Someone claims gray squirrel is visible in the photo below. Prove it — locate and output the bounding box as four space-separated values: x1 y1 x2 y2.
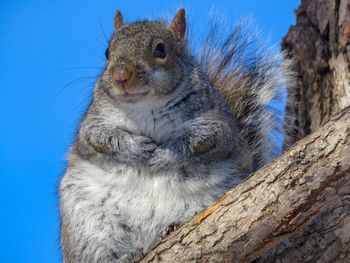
59 8 293 263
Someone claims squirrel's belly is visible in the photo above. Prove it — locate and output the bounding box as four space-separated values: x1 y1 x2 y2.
61 157 238 251
66 158 218 213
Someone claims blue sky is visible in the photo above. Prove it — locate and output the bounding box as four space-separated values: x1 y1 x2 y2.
0 1 299 262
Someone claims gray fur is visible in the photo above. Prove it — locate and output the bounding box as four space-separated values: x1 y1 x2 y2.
59 11 291 263
199 19 294 169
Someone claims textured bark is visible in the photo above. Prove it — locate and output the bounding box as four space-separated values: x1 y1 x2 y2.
283 0 350 146
264 0 350 262
141 106 350 263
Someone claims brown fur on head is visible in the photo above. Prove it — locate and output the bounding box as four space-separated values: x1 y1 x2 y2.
100 9 189 103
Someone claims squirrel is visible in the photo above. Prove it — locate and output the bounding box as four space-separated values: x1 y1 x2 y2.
59 8 293 263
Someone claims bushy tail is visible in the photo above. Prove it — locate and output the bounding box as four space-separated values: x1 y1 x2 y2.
198 19 294 170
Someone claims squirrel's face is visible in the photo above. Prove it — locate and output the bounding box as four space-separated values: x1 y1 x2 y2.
100 9 187 103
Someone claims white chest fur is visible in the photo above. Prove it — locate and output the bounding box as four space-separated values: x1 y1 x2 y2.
102 96 185 143
63 157 233 251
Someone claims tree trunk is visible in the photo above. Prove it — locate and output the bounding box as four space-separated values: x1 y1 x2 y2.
283 0 350 146
265 0 350 261
141 106 350 263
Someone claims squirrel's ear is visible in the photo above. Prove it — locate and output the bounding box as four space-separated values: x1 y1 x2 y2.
114 10 124 30
168 8 186 44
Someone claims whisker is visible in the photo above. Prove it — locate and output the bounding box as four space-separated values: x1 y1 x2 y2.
65 94 92 119
72 81 95 98
55 66 105 73
98 18 109 44
65 84 106 119
93 37 108 49
84 48 105 62
49 75 101 109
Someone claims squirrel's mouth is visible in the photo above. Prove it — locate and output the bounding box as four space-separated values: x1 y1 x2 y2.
111 82 150 102
117 90 150 102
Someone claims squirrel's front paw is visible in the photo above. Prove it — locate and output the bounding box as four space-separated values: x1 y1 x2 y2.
190 138 216 154
148 147 179 172
128 136 157 162
120 248 144 263
161 223 181 239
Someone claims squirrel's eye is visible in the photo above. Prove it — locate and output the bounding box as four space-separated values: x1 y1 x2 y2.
153 39 166 61
105 48 110 60
151 39 167 63
153 42 166 59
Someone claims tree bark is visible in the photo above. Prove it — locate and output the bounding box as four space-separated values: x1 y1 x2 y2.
283 0 350 146
141 106 350 263
264 0 350 261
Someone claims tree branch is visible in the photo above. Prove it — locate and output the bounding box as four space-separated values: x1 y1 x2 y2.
141 106 350 263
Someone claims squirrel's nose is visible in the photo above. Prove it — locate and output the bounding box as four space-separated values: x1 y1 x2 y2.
112 66 132 85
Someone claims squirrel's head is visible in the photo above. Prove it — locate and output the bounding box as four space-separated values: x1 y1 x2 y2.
100 9 188 103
